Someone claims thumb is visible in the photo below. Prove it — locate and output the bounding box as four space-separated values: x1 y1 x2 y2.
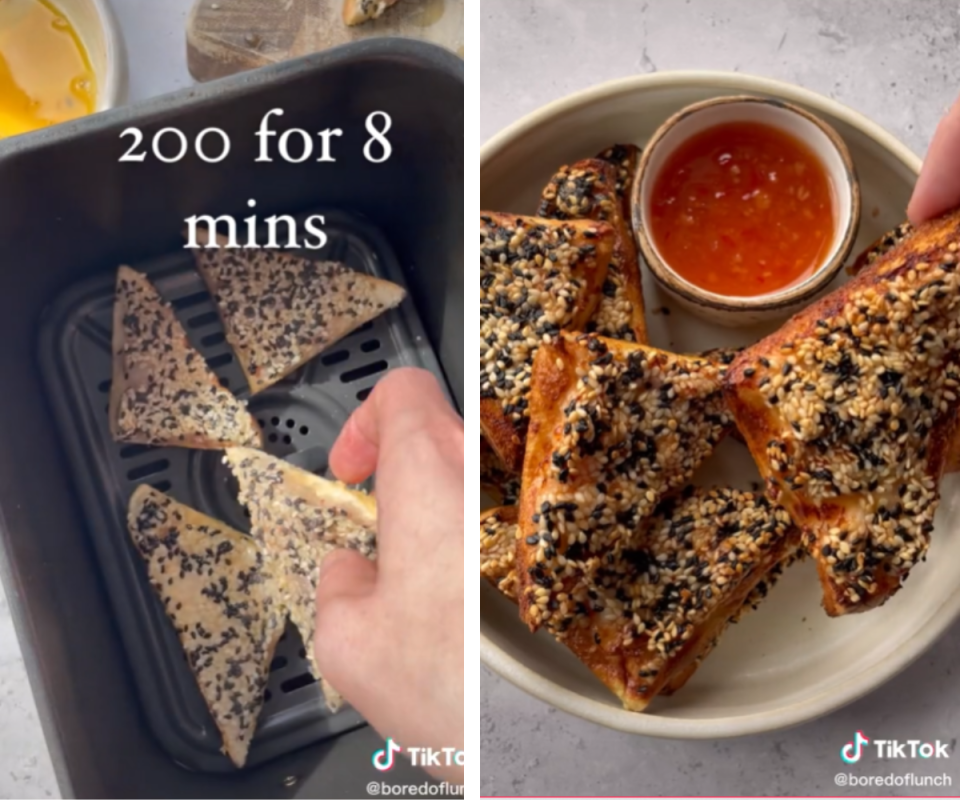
314 549 378 687
316 548 377 605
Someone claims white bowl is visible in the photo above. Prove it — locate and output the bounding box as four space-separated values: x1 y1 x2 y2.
634 95 860 327
479 71 960 739
57 0 127 111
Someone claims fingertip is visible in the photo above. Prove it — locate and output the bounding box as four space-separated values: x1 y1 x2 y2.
330 409 379 484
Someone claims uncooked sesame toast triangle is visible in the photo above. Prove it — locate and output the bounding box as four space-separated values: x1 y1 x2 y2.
110 266 262 450
190 229 406 394
224 447 377 712
538 156 648 343
724 207 960 616
516 332 734 633
127 486 284 768
480 212 616 474
482 490 800 711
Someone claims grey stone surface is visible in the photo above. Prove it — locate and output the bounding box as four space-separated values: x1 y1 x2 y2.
480 0 960 796
0 2 195 798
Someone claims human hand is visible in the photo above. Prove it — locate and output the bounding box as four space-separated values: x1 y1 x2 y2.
908 95 960 225
314 367 464 784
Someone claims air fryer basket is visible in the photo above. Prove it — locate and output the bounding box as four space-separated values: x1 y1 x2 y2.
39 210 449 772
0 39 461 798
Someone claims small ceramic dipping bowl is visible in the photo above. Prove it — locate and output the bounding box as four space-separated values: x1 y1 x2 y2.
632 95 861 326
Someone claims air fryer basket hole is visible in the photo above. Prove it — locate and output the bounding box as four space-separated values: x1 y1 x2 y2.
341 360 387 384
201 332 225 347
97 379 111 393
207 353 232 369
356 387 373 402
282 435 292 445
299 425 309 435
172 290 211 310
187 311 220 329
346 320 375 339
152 480 172 492
285 419 295 429
281 673 316 693
320 349 350 367
270 656 288 671
127 460 170 481
360 339 381 353
119 443 152 459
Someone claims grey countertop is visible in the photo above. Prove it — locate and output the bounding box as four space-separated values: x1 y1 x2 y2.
480 0 960 796
0 2 194 797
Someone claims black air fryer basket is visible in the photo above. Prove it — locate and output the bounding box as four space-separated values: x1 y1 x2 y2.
0 38 462 799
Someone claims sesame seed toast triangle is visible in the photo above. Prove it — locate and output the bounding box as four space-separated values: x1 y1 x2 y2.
110 266 263 450
127 485 284 768
342 0 399 25
480 436 520 505
224 447 377 712
849 220 960 474
190 229 406 395
538 154 648 344
724 207 960 616
482 490 800 712
849 220 915 276
480 505 521 600
480 212 617 474
516 331 735 634
595 144 642 213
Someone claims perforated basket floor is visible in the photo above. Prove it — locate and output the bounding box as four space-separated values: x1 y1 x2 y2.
37 210 448 772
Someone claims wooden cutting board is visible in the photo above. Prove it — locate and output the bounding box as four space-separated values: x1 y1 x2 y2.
186 0 463 82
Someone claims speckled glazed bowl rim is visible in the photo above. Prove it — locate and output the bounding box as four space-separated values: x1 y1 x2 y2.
479 70 936 739
633 94 862 313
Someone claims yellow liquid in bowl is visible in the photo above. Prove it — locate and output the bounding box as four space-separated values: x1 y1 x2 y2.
0 0 96 137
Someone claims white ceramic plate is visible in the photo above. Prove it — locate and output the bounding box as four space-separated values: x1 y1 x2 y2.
479 71 960 738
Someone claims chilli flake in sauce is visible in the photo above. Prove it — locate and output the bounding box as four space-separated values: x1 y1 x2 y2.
649 121 835 297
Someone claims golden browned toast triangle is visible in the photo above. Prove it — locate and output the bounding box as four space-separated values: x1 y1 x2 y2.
849 221 915 275
482 490 798 711
595 143 642 213
516 332 733 632
850 222 960 473
480 505 520 600
127 486 284 767
538 157 648 343
724 207 960 615
480 212 615 473
480 437 520 506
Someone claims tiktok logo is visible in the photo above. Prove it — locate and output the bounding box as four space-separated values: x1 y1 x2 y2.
372 738 403 771
841 731 870 764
